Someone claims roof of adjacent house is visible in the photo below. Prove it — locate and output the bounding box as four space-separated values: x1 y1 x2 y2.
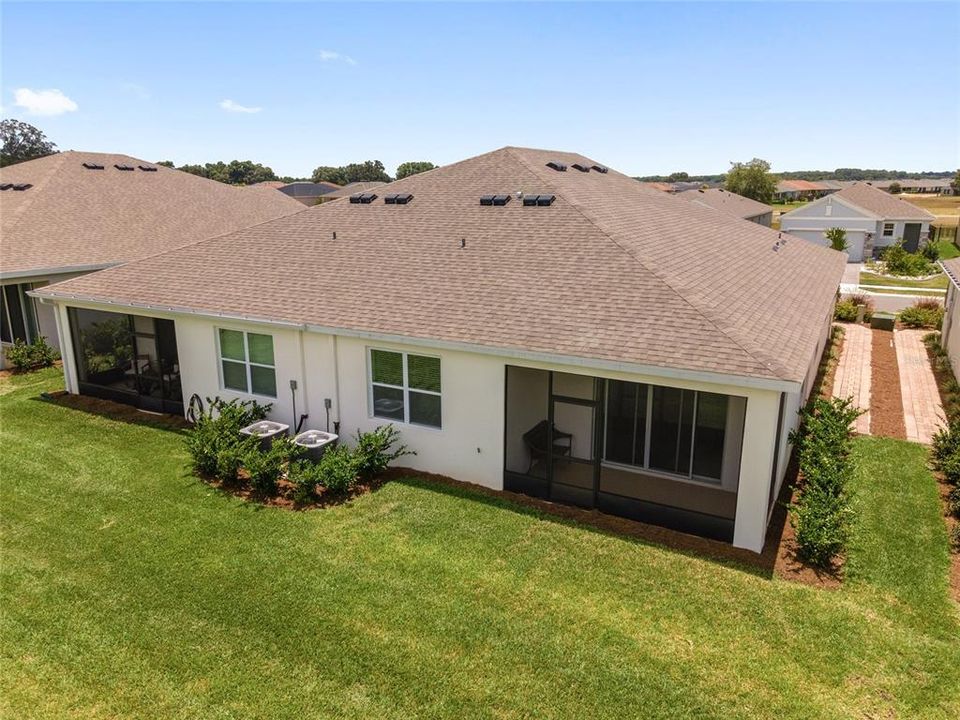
777 179 829 193
0 151 305 279
35 146 846 385
831 182 936 220
940 258 960 287
677 188 772 220
320 181 387 199
279 181 342 199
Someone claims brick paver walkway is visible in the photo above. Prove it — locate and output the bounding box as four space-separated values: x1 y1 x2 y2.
832 323 871 434
894 329 946 444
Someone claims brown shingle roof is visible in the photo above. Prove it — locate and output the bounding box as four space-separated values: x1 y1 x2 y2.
677 188 772 220
36 147 845 384
833 182 936 221
0 151 305 278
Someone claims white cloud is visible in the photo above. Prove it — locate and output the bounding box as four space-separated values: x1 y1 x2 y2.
120 82 150 100
13 88 78 116
219 99 262 114
319 49 357 66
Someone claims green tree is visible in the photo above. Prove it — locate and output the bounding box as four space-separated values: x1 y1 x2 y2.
156 160 175 168
342 160 391 183
177 164 207 177
667 171 689 182
951 170 960 193
396 161 436 179
825 227 848 252
311 165 347 185
724 158 778 203
225 159 277 185
888 181 902 194
0 119 57 167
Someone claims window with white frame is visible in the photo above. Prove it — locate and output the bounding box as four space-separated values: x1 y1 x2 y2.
369 348 441 428
0 284 37 345
217 328 277 397
882 222 895 237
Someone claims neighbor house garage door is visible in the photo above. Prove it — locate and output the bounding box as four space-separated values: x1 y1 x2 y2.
789 230 865 262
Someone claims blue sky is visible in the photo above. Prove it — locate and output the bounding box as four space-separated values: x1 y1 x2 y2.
3 1 958 178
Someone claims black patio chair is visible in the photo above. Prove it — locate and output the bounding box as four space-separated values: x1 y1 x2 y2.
522 420 573 473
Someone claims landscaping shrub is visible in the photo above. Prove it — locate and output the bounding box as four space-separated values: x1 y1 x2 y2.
833 301 858 322
184 397 271 480
882 242 933 276
951 524 960 552
316 445 361 493
947 487 960 518
244 437 301 495
788 397 860 567
845 293 875 321
353 425 415 481
898 299 944 330
921 241 941 263
4 336 58 372
287 460 324 503
825 227 848 253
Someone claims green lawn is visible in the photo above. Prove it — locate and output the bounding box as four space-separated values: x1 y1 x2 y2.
2 369 959 719
859 271 948 291
935 239 960 260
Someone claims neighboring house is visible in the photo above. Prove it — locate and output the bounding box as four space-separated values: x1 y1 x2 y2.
940 258 960 375
676 188 773 226
779 182 936 262
278 181 343 205
319 181 388 201
33 146 845 553
774 180 833 202
0 151 304 368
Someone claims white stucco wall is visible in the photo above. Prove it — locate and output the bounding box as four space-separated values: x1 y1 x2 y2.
943 283 960 378
47 300 794 552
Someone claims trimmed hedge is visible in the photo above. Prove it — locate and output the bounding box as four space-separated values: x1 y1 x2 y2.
788 397 861 567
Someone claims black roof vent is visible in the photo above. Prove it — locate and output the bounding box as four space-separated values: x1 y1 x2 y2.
82 162 105 170
12 183 33 191
0 183 13 191
591 165 608 174
546 161 567 172
350 192 378 204
114 164 135 171
138 165 158 172
384 193 413 204
493 194 511 206
572 163 590 173
522 194 556 207
479 195 495 206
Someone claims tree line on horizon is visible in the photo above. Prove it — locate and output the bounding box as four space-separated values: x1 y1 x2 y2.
638 166 956 184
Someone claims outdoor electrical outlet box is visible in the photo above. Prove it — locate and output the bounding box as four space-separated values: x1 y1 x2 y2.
289 379 298 391
324 398 332 409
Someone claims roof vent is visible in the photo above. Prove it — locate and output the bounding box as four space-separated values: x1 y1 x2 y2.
138 165 158 172
571 163 590 173
82 162 105 170
493 194 511 206
0 183 13 191
546 161 567 172
114 164 135 171
349 193 378 204
480 195 495 206
384 193 413 205
12 183 32 191
591 165 608 174
522 194 555 207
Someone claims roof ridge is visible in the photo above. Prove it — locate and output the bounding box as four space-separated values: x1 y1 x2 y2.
507 147 787 379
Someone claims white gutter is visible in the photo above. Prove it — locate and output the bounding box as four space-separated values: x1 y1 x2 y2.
29 289 801 393
1 263 118 281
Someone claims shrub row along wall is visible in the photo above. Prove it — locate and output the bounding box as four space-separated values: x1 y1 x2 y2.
788 397 861 567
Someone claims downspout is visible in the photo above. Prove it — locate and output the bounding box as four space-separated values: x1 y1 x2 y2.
294 328 309 433
331 334 342 435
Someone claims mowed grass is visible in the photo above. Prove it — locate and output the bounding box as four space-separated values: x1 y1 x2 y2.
935 238 960 260
2 369 959 719
859 271 948 290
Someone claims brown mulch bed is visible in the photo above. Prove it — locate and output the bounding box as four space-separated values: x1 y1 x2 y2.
869 329 907 439
202 473 387 510
934 475 960 603
42 392 190 431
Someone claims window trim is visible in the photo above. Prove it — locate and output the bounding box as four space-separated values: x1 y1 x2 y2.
215 328 277 399
882 222 895 237
368 347 442 429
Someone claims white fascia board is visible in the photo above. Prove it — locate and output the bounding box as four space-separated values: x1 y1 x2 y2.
0 263 117 282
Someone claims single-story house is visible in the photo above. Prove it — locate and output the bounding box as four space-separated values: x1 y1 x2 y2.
0 151 304 367
774 180 833 202
676 188 773 226
779 182 936 262
319 181 387 200
32 146 845 553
